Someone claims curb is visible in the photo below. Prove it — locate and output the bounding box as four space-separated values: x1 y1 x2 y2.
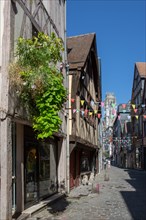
16 193 65 220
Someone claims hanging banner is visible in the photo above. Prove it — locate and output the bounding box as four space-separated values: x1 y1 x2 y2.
101 102 104 107
127 115 131 119
132 104 135 109
89 112 93 116
84 109 88 115
143 115 146 119
80 100 85 106
81 111 84 116
71 98 75 103
73 109 76 114
122 104 126 108
135 115 139 119
91 100 94 107
134 109 138 113
97 113 101 118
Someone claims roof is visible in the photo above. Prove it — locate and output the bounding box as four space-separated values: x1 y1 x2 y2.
67 33 96 69
136 62 146 77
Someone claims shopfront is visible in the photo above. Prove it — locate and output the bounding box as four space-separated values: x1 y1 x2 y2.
24 126 58 208
70 144 96 189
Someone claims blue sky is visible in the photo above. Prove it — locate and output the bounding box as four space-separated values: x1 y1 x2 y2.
66 0 146 105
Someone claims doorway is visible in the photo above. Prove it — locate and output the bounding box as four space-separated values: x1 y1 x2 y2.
24 145 38 206
24 126 58 208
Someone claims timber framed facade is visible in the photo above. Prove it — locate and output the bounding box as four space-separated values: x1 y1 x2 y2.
0 0 68 219
131 62 146 169
67 33 102 188
142 78 146 170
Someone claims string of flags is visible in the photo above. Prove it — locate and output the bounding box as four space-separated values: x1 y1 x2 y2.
69 98 146 120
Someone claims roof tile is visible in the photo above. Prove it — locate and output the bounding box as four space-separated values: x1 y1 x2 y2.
136 62 146 77
67 33 95 69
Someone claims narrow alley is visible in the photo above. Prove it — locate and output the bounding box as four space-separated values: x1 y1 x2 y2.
30 166 146 220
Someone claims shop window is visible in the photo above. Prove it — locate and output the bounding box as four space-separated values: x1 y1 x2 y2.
24 126 58 206
39 143 50 180
39 142 57 198
81 153 90 172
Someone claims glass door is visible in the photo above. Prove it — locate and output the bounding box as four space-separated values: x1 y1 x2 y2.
24 145 38 206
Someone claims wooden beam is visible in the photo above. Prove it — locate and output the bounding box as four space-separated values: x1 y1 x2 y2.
39 0 59 37
16 0 42 32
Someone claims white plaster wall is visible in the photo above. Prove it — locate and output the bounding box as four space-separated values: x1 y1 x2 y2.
57 138 67 191
0 1 4 67
0 0 4 104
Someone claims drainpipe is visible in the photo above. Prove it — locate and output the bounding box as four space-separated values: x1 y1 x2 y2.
64 0 70 194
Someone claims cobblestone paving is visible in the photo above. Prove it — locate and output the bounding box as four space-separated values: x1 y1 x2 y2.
31 166 146 220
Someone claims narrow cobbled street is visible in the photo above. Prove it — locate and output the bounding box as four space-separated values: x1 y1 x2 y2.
31 166 146 220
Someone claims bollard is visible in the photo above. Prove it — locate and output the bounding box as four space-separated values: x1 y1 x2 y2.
92 183 100 193
104 173 109 181
96 183 100 193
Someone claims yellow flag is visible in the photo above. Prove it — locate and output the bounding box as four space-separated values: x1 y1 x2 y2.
80 100 85 106
94 110 97 114
135 115 138 119
132 104 135 109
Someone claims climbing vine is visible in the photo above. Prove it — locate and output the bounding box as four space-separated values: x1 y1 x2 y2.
9 32 67 139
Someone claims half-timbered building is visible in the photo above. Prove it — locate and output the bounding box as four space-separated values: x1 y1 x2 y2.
142 77 146 170
67 33 102 188
131 62 146 169
0 0 68 219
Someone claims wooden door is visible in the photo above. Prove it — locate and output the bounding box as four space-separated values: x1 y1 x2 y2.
70 150 76 189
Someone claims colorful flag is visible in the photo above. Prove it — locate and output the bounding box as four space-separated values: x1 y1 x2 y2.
132 104 135 109
73 109 76 113
80 100 85 106
122 104 126 108
97 113 101 118
71 98 75 103
101 102 104 107
84 109 88 115
81 111 84 116
91 100 94 106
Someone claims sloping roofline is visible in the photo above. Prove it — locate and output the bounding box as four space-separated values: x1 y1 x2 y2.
136 62 146 78
67 33 96 69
